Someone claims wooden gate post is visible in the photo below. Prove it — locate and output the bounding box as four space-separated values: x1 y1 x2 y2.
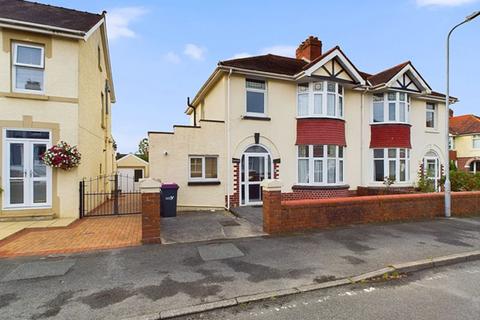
140 178 162 244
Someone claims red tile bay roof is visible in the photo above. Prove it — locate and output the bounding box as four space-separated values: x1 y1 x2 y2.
450 114 480 135
0 0 103 33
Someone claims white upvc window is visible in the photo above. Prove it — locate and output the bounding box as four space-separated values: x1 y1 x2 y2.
189 156 218 181
426 103 437 128
12 42 45 93
373 148 410 183
473 135 480 149
297 81 344 119
372 92 409 124
449 136 455 150
245 79 267 116
297 145 344 185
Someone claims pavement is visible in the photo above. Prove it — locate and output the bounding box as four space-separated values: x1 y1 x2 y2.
186 260 480 319
230 206 263 227
0 216 480 319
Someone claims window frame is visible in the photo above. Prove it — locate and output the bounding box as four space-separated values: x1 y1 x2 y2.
188 155 219 181
245 79 267 117
371 92 410 124
296 145 345 186
372 148 411 184
296 81 344 119
12 42 45 94
473 135 480 149
426 102 437 129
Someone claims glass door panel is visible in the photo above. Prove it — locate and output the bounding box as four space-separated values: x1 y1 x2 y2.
31 143 48 204
8 142 26 205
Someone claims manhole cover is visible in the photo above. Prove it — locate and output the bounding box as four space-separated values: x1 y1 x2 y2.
197 243 244 261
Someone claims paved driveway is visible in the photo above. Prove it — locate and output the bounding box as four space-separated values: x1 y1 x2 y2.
231 206 263 227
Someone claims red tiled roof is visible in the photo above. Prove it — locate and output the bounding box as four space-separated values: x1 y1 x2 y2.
219 54 307 76
0 0 103 33
450 114 480 135
366 61 410 86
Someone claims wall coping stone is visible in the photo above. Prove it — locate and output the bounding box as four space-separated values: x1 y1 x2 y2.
261 179 283 191
140 178 162 193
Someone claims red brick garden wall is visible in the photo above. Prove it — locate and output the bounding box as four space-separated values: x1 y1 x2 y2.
263 190 480 234
282 188 350 201
141 192 161 244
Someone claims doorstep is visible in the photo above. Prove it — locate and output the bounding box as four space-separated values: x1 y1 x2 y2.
0 218 76 241
0 212 55 222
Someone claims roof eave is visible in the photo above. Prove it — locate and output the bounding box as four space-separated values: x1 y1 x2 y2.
0 17 87 39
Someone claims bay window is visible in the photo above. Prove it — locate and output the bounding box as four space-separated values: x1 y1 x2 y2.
297 81 344 118
246 79 266 115
372 92 409 124
373 148 410 183
297 145 344 185
13 42 45 93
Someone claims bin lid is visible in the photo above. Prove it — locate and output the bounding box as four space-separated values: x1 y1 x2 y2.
161 183 179 189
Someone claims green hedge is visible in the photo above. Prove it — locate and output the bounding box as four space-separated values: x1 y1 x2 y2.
449 171 480 191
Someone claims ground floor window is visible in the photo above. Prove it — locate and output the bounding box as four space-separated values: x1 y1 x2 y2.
373 148 410 183
470 161 480 174
297 145 344 185
189 156 218 181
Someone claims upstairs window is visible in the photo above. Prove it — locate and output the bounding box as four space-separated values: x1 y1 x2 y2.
246 79 266 115
426 103 436 128
13 43 45 93
473 135 480 149
372 92 409 124
297 81 344 118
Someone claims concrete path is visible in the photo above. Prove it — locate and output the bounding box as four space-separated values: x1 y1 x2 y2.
230 206 263 227
161 210 265 244
0 217 480 320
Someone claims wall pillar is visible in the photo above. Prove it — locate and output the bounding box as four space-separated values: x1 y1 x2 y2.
140 179 162 244
261 179 283 234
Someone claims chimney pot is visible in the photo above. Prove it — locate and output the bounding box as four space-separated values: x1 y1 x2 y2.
296 36 322 62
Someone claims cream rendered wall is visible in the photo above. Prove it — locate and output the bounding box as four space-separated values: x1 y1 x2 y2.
454 135 479 158
77 27 115 181
149 121 227 209
202 77 226 121
228 74 297 194
343 90 364 190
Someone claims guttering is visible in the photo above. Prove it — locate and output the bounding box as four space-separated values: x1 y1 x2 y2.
219 66 294 81
0 18 87 39
187 97 196 126
225 68 233 211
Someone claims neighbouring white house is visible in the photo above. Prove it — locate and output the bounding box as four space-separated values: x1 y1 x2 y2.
149 36 456 210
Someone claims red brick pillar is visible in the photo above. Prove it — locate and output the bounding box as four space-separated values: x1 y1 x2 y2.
261 179 283 234
140 179 162 244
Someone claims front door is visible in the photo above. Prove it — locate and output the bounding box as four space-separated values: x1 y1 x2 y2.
3 130 51 209
241 145 272 206
424 156 440 191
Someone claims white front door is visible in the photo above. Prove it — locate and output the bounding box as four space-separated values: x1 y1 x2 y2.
240 145 272 206
3 129 52 209
424 156 440 191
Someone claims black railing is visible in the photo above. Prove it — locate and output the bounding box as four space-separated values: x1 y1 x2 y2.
79 173 141 218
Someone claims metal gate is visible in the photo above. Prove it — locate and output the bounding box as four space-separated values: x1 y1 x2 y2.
79 173 141 218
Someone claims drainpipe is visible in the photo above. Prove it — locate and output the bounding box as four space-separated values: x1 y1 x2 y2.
226 68 233 211
187 97 196 126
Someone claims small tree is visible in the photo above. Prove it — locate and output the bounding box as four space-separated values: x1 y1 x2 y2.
137 138 149 161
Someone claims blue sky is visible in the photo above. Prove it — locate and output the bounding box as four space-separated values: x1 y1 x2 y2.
41 0 480 153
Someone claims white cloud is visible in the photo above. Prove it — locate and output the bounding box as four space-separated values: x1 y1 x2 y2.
164 51 181 64
230 44 296 60
184 44 207 60
259 45 297 57
106 7 147 40
416 0 478 6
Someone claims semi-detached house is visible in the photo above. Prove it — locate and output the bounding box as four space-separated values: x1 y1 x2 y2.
149 36 455 210
0 0 116 219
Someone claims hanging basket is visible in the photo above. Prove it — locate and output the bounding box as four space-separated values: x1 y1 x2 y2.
42 141 81 170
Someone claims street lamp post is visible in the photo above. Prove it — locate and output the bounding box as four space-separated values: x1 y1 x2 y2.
445 11 480 218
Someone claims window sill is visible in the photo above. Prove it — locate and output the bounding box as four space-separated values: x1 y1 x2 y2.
242 115 271 121
370 122 411 126
292 184 349 190
188 180 221 186
368 182 413 187
296 116 345 121
425 128 439 134
4 91 48 101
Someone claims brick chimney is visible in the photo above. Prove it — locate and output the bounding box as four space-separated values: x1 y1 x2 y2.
296 36 322 62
